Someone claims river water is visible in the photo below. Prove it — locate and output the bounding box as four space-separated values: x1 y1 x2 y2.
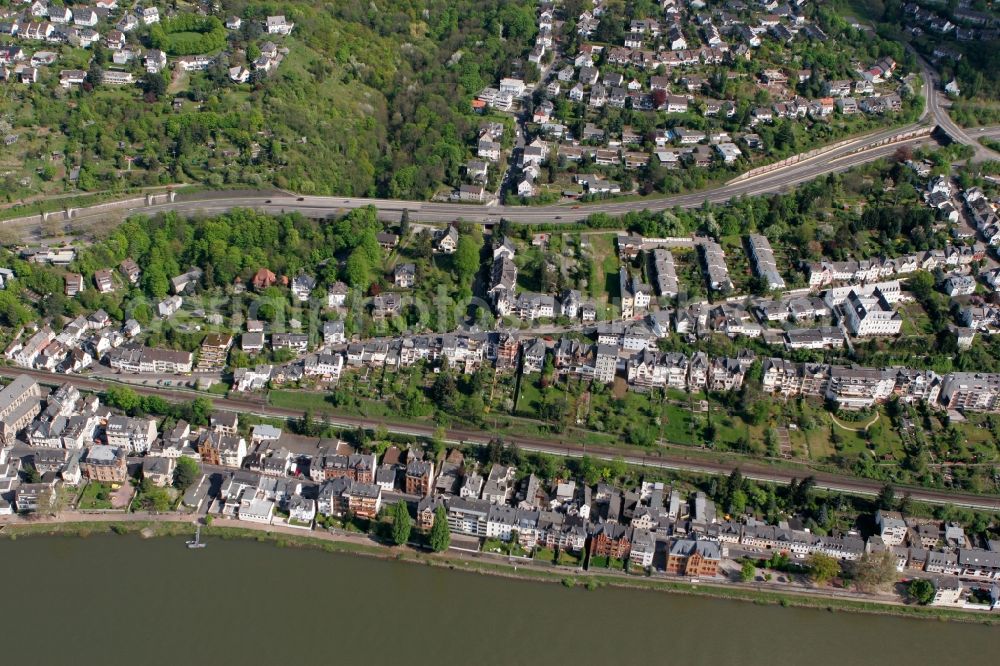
1 535 995 665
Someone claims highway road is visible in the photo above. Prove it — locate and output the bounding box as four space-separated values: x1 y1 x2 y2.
7 367 1000 512
968 126 1000 140
1 127 939 240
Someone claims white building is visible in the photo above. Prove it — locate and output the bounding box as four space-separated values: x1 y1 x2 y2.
105 416 157 453
876 510 907 547
843 290 902 337
594 344 618 384
240 497 275 524
158 295 182 318
266 15 294 35
139 6 160 25
498 77 525 97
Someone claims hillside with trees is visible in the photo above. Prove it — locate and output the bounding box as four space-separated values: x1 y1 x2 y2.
0 0 538 201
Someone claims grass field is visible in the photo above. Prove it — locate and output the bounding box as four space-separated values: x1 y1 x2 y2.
269 387 394 421
77 482 114 510
587 233 621 312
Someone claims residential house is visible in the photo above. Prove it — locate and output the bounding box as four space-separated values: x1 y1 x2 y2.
141 456 175 487
291 274 316 302
93 269 115 293
266 15 294 35
64 273 85 296
197 432 247 468
327 282 349 308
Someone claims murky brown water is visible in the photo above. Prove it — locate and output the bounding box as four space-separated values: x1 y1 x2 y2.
1 535 995 665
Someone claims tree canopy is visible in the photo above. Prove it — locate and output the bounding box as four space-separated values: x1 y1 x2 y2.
390 500 412 546
807 553 840 585
173 457 201 491
429 505 451 552
851 550 898 593
149 15 229 56
907 578 936 605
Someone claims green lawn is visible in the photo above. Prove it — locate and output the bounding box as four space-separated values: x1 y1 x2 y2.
77 482 113 510
534 547 556 564
585 233 617 305
589 555 609 569
269 388 395 420
662 403 697 445
483 538 505 554
557 550 583 567
515 378 545 417
897 302 935 337
207 381 231 396
269 389 335 412
482 538 526 556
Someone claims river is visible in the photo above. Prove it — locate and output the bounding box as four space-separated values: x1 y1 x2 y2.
1 535 995 665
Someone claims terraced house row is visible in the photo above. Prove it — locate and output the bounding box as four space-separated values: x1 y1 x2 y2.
762 358 1000 412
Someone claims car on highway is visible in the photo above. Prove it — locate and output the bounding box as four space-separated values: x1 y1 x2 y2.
297 197 305 201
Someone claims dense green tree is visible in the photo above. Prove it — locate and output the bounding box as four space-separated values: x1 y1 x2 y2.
344 247 373 290
173 457 201 491
0 291 34 327
807 553 841 585
189 398 213 426
390 500 412 546
104 386 142 414
852 551 898 592
430 425 447 459
140 395 171 415
140 72 168 101
907 578 935 605
453 235 480 281
137 479 173 512
429 506 450 552
877 483 896 511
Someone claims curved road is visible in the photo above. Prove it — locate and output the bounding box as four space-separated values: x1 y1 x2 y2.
7 367 1000 511
920 60 1000 163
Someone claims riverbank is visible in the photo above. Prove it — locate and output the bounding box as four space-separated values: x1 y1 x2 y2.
2 516 997 625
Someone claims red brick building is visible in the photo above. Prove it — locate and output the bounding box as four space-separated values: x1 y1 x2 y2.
589 523 632 560
666 539 721 577
405 459 435 496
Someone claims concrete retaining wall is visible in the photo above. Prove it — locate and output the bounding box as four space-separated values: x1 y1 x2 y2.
729 125 935 185
1 191 176 228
